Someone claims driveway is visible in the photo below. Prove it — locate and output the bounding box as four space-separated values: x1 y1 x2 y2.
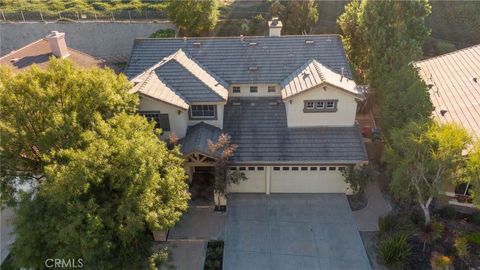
224 194 371 270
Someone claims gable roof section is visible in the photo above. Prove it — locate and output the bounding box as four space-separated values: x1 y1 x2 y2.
224 97 367 163
281 59 361 99
0 38 106 71
130 49 228 109
414 44 480 139
125 35 352 84
180 122 223 157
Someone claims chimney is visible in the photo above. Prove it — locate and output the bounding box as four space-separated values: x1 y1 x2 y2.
47 31 69 58
268 17 282 37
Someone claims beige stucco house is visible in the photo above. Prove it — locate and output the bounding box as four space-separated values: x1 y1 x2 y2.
126 19 367 196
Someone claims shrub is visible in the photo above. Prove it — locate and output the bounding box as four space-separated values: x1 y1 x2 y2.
453 236 469 262
471 211 480 226
148 247 170 270
204 241 224 270
417 220 444 251
378 212 415 239
434 40 457 55
378 233 412 270
465 232 480 245
149 29 176 38
430 252 453 270
439 207 457 220
342 164 373 195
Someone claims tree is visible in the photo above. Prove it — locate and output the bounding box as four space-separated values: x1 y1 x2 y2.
208 134 246 207
337 0 367 82
380 65 433 135
271 0 318 35
0 59 137 205
165 0 219 36
384 121 471 225
11 114 190 269
342 164 373 197
465 141 480 206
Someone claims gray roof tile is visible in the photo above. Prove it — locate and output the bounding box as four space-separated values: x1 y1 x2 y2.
223 97 367 163
126 35 352 84
180 122 223 157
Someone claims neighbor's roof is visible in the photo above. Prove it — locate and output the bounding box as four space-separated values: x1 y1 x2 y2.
0 38 106 71
130 49 228 109
415 44 480 138
180 122 223 157
125 35 353 84
224 97 367 164
281 59 361 99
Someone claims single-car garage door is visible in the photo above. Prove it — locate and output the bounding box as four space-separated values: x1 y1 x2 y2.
228 166 266 193
271 166 347 193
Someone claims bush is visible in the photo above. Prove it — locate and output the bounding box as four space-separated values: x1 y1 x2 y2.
204 241 224 270
434 40 457 56
453 236 469 261
465 232 480 245
417 220 444 250
439 207 457 220
148 247 171 270
149 28 176 38
342 164 373 195
378 233 412 269
430 252 453 270
471 212 480 226
378 212 415 239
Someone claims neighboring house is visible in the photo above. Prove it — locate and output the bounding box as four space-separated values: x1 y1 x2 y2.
0 31 107 71
415 44 480 210
126 18 368 195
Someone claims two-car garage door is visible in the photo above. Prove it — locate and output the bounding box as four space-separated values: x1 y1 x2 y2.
228 165 349 194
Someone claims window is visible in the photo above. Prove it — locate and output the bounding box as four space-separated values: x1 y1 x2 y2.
230 167 237 171
257 167 265 171
268 86 276 93
304 100 338 112
338 167 346 171
139 111 170 131
319 167 327 171
282 167 290 171
232 86 241 93
190 104 216 119
292 167 299 171
310 167 317 171
301 167 308 171
273 167 280 171
329 167 336 171
239 167 246 171
250 86 258 93
248 167 255 171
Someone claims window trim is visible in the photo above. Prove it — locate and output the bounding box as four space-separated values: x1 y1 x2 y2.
250 86 258 93
189 104 218 120
232 86 241 93
268 85 276 93
303 99 338 113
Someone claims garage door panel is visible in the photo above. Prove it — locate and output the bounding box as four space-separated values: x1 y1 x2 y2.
271 171 346 193
229 170 266 193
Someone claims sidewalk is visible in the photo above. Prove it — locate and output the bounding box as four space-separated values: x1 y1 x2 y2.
353 181 392 231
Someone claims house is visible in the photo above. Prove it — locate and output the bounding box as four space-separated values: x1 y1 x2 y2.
126 18 368 196
0 31 107 71
415 44 480 210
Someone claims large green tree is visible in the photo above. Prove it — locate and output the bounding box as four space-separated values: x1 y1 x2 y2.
165 0 219 36
11 114 190 269
0 59 137 205
465 141 480 206
384 121 471 225
271 0 318 35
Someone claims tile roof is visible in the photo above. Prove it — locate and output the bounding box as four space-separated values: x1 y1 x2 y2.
130 49 228 108
281 59 361 99
180 122 223 157
415 44 480 139
125 35 352 84
223 97 367 164
0 38 106 71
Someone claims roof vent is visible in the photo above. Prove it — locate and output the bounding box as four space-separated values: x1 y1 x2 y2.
440 109 448 117
472 77 478 83
305 40 314 45
427 82 434 89
249 66 258 71
240 35 245 42
340 67 345 82
269 101 278 106
193 42 201 48
249 42 257 47
232 102 241 106
10 58 19 63
250 102 255 106
303 71 310 78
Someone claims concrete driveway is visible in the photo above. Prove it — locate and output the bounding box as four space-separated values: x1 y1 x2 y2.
224 194 371 270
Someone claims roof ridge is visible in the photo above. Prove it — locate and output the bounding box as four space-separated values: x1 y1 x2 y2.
415 43 480 64
137 34 342 41
311 59 326 81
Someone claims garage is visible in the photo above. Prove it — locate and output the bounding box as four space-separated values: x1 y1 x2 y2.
228 166 266 193
223 194 371 270
228 165 349 194
271 165 348 193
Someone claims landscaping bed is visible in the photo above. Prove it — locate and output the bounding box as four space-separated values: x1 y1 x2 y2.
204 241 224 270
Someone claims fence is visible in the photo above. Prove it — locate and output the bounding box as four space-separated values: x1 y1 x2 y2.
0 10 167 22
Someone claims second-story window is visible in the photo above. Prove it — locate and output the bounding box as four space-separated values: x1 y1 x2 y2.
139 111 170 132
232 86 241 93
250 86 258 93
190 104 217 119
268 85 276 93
303 99 338 113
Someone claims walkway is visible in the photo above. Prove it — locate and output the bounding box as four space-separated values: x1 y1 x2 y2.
352 181 392 231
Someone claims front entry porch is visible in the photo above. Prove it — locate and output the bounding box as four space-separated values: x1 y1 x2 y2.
185 152 217 206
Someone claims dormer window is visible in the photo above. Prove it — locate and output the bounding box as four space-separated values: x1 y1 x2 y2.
304 99 338 113
250 86 258 93
232 86 241 93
